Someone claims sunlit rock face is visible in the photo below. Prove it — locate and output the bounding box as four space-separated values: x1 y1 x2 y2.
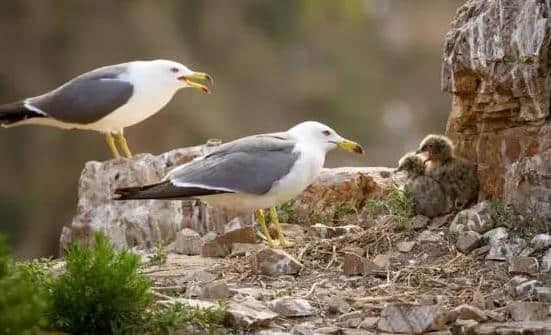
442 0 551 217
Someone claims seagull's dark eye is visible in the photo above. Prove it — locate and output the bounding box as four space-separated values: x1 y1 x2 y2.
322 130 331 136
170 67 179 73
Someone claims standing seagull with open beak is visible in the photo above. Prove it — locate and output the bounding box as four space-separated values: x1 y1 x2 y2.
0 59 213 159
115 121 364 248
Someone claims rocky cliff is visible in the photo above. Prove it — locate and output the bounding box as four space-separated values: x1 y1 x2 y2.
442 0 551 218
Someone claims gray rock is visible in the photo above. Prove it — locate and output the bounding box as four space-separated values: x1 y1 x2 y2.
397 241 416 253
450 319 478 335
226 296 278 329
530 234 551 251
508 302 548 321
252 248 303 276
62 146 254 250
377 304 447 334
515 279 540 298
446 304 487 322
542 248 551 272
201 280 232 299
269 298 316 317
411 215 430 229
341 330 373 335
169 228 201 255
456 231 481 254
484 227 509 261
449 202 493 235
230 287 267 300
508 256 539 275
254 330 293 335
336 311 363 323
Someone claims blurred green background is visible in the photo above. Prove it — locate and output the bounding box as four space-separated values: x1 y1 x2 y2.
0 0 461 258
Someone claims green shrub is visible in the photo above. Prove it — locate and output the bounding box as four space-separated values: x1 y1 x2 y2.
0 234 48 335
47 232 152 334
148 301 227 335
387 185 415 218
149 241 167 266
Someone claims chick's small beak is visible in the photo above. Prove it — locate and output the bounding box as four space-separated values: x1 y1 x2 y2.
336 139 364 154
178 72 213 94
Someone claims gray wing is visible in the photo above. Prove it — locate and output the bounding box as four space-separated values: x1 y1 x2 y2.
27 64 134 124
167 134 300 195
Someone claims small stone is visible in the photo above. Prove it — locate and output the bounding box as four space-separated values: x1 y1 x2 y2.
446 304 488 322
510 275 529 286
411 215 430 229
252 248 303 276
508 302 548 321
269 298 316 317
530 234 551 251
359 317 378 329
542 248 551 272
372 254 391 268
226 296 278 328
508 256 539 275
397 241 416 253
377 304 447 334
535 287 551 303
485 227 509 261
341 329 372 335
201 226 258 257
417 230 440 243
450 202 493 235
515 279 540 297
339 318 362 329
337 311 363 322
255 330 293 335
343 253 365 276
169 228 201 255
456 231 481 254
327 296 351 314
201 280 232 299
427 331 452 335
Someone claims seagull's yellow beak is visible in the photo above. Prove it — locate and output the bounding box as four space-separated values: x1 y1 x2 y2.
336 138 364 154
178 72 213 94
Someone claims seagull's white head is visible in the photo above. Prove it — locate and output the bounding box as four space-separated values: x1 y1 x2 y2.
287 121 364 154
138 59 213 93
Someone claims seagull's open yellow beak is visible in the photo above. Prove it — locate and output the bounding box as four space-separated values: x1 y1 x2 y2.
178 72 213 94
336 138 364 154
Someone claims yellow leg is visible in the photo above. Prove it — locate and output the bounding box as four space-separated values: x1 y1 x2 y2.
114 132 132 158
105 133 120 159
255 209 276 248
270 207 293 248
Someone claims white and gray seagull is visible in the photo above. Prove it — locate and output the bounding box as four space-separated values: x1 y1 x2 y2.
115 121 364 248
0 59 212 159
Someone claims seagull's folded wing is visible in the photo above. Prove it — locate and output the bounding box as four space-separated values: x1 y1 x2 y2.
28 64 134 124
115 134 300 200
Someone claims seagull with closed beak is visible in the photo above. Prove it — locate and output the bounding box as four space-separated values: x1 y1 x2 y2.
0 59 213 159
115 121 364 248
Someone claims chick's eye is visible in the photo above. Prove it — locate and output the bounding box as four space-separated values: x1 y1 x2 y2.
170 67 179 73
322 130 331 136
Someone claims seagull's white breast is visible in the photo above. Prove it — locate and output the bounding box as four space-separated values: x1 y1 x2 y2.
89 72 178 132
